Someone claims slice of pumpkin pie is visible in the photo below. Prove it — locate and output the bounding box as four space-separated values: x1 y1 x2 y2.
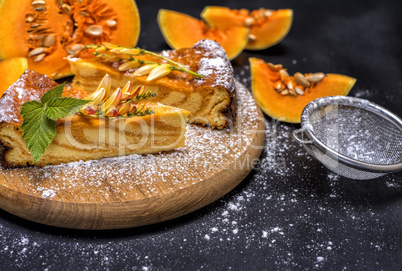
68 39 236 129
0 70 189 167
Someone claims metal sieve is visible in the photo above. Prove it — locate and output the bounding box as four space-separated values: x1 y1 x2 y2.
293 96 402 180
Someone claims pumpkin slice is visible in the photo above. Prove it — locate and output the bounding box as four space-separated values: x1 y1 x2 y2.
0 57 28 97
0 0 140 79
201 6 293 50
249 57 356 123
157 9 249 60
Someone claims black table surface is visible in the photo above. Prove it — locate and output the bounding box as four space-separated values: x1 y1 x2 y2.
1 0 401 270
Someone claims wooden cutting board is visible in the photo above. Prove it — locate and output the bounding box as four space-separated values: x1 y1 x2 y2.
0 81 265 229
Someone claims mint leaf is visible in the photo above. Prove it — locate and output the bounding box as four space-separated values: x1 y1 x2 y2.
44 97 89 120
21 103 56 164
20 82 88 164
40 82 65 104
20 101 43 123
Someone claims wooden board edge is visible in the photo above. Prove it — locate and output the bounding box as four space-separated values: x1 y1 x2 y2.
0 108 265 229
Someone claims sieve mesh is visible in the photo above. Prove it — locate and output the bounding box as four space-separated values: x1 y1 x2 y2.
305 144 385 180
309 105 402 165
294 96 402 180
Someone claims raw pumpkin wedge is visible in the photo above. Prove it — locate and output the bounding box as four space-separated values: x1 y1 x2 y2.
201 6 293 50
0 57 28 97
0 0 140 79
157 9 249 60
249 57 356 123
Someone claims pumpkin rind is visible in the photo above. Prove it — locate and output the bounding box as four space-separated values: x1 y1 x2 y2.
249 57 356 123
0 57 28 97
157 9 249 60
0 0 140 79
201 6 293 50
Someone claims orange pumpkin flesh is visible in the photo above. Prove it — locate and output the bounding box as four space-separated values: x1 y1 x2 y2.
0 0 140 79
201 6 293 50
0 57 28 97
249 57 356 123
157 9 249 60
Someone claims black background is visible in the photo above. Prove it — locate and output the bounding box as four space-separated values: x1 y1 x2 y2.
1 0 401 270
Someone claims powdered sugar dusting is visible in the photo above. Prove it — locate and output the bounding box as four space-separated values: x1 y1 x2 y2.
0 82 261 204
0 80 42 123
0 92 20 123
0 82 400 269
0 71 56 123
0 71 400 270
193 40 234 89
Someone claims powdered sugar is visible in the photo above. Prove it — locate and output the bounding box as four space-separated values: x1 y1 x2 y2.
0 92 20 123
197 57 227 79
193 40 234 89
0 72 400 270
0 77 44 123
0 71 55 123
0 82 260 204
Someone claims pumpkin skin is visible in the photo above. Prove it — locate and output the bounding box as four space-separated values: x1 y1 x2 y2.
249 57 356 123
0 57 28 97
201 6 293 50
157 9 249 60
0 0 140 79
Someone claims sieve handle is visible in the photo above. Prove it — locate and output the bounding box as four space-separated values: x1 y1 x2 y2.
293 128 313 145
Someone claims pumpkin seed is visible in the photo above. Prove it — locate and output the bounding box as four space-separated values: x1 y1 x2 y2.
68 43 84 55
71 43 84 51
287 81 294 90
268 63 282 72
295 87 304 95
294 72 311 87
43 34 56 47
34 53 46 62
253 10 263 21
248 34 257 41
274 64 283 71
289 89 297 96
281 90 289 95
34 6 46 12
30 23 41 28
306 72 325 83
274 81 285 91
107 19 117 27
244 17 255 27
264 9 273 18
26 14 35 23
268 63 276 70
32 0 46 5
85 25 103 36
28 47 45 57
279 69 290 80
62 3 72 14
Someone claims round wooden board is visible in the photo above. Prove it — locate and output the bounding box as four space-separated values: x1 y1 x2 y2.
0 81 265 230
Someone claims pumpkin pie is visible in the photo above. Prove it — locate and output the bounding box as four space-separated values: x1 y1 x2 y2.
0 70 189 167
69 39 236 129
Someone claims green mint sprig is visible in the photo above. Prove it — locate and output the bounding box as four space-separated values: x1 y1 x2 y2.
20 83 89 164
